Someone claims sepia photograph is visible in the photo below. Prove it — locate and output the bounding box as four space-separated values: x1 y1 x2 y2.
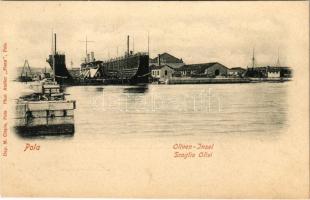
0 1 309 198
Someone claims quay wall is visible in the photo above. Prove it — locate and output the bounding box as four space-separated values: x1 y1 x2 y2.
167 77 251 84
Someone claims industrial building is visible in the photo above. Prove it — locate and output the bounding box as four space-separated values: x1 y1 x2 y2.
149 53 185 69
228 67 246 77
150 64 175 82
177 62 228 77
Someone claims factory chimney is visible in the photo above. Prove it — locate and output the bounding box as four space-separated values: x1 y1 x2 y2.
91 51 95 62
127 35 130 56
158 54 161 66
54 33 57 54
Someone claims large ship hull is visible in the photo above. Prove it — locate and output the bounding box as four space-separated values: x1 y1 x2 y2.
47 34 149 85
47 52 149 85
47 54 74 85
80 53 150 84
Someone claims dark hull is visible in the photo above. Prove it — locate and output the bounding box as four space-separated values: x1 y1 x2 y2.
81 53 150 84
15 124 75 138
47 53 150 85
18 76 33 82
47 54 74 84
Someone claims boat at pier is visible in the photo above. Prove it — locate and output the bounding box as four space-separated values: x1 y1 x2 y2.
80 52 149 84
47 34 150 85
46 34 74 85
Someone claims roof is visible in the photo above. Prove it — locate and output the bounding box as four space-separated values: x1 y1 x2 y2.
150 52 184 64
230 67 246 71
177 62 227 73
150 64 175 70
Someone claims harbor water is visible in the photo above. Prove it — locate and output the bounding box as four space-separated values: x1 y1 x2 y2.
3 82 308 197
64 83 289 139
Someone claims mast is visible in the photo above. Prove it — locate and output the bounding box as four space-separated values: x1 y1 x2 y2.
127 35 130 56
124 35 130 84
52 32 56 82
147 31 150 56
85 36 88 62
79 36 94 62
251 47 255 69
276 48 280 67
132 36 134 54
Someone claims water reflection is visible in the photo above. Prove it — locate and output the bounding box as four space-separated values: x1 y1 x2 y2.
14 124 75 139
95 87 104 92
123 85 149 94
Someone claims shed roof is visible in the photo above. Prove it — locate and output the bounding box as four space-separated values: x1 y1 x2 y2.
150 64 174 70
178 62 227 73
150 52 184 64
230 67 246 71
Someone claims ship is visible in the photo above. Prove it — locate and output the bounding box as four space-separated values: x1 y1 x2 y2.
46 34 74 85
47 34 150 85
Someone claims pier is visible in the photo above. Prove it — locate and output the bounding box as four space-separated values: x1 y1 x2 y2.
166 77 251 84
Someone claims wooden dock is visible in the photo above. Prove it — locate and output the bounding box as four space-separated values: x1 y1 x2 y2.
14 81 76 137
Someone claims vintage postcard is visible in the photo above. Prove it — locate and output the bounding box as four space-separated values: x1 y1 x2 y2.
0 1 309 198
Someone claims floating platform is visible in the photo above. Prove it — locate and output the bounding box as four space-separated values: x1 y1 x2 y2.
15 99 76 137
14 80 76 137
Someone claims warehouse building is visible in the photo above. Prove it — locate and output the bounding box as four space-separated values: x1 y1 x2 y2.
177 62 228 77
149 53 185 69
228 67 246 77
150 64 175 82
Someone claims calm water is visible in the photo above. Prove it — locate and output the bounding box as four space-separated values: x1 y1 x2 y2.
5 82 298 197
61 82 288 140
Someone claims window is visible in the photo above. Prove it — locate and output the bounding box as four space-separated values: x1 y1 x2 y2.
165 70 168 76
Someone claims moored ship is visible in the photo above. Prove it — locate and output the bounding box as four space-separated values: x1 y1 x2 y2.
46 34 74 85
80 35 149 84
47 34 150 85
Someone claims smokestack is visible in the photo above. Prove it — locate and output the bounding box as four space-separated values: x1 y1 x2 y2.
158 54 161 66
127 35 130 56
54 33 57 54
91 52 95 62
87 54 90 62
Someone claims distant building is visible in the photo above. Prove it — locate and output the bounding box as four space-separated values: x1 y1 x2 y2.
150 64 175 82
177 62 228 77
267 70 280 78
267 66 292 78
228 67 246 77
149 52 185 69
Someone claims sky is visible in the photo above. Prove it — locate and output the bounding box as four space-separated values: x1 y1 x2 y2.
1 1 309 71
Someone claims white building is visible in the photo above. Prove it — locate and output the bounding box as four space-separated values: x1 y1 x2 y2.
267 71 280 78
151 64 175 82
